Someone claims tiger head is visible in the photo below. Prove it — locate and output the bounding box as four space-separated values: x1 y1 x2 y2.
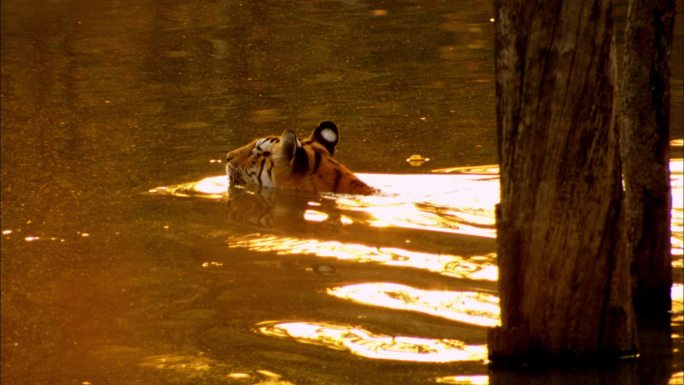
225 121 375 195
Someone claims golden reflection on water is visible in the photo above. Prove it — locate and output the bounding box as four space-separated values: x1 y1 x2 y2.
148 159 683 264
338 197 496 238
227 234 497 281
140 355 296 385
672 284 684 324
148 176 227 200
149 159 682 253
435 375 489 385
672 158 684 259
341 172 499 238
327 283 500 327
140 354 216 372
256 321 487 363
149 170 500 238
303 209 329 222
149 161 684 364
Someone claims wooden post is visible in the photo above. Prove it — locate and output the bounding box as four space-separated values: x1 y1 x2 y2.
489 0 637 360
621 0 675 315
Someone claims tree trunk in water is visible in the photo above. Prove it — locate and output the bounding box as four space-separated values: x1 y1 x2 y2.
621 0 675 315
488 0 637 360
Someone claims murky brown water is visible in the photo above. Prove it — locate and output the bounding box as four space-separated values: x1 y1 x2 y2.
2 1 683 385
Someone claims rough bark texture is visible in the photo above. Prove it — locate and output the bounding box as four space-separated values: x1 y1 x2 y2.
489 0 637 360
621 0 675 315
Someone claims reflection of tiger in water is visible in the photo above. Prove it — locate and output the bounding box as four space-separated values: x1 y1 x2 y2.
225 121 376 195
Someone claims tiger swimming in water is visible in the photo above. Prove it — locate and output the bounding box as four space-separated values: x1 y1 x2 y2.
225 121 376 195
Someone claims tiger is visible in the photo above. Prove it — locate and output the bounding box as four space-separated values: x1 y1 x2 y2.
225 121 376 195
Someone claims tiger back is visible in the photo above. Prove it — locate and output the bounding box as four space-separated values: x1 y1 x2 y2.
225 121 376 195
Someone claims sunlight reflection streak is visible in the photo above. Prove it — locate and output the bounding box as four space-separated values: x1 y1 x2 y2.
256 321 488 363
228 234 498 281
140 355 296 384
303 209 329 222
152 160 683 264
333 192 497 239
148 176 227 200
672 159 683 259
436 375 489 385
327 283 500 327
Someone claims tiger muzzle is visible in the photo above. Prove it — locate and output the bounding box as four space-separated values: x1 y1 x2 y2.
226 164 246 186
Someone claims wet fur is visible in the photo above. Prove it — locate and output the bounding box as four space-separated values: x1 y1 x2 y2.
226 121 375 195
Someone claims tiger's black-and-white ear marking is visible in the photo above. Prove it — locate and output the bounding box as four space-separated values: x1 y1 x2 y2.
311 121 339 156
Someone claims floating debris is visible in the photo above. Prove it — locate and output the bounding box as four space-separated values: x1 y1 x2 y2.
406 154 431 167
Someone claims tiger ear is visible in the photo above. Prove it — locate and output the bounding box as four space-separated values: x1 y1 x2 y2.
280 130 299 161
311 121 339 156
280 130 309 173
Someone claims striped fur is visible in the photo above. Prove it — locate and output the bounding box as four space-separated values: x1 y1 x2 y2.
226 121 375 195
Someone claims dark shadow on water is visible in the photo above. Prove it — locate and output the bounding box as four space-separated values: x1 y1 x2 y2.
488 325 676 385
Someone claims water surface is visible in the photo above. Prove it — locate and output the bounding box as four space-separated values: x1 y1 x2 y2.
2 1 683 385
